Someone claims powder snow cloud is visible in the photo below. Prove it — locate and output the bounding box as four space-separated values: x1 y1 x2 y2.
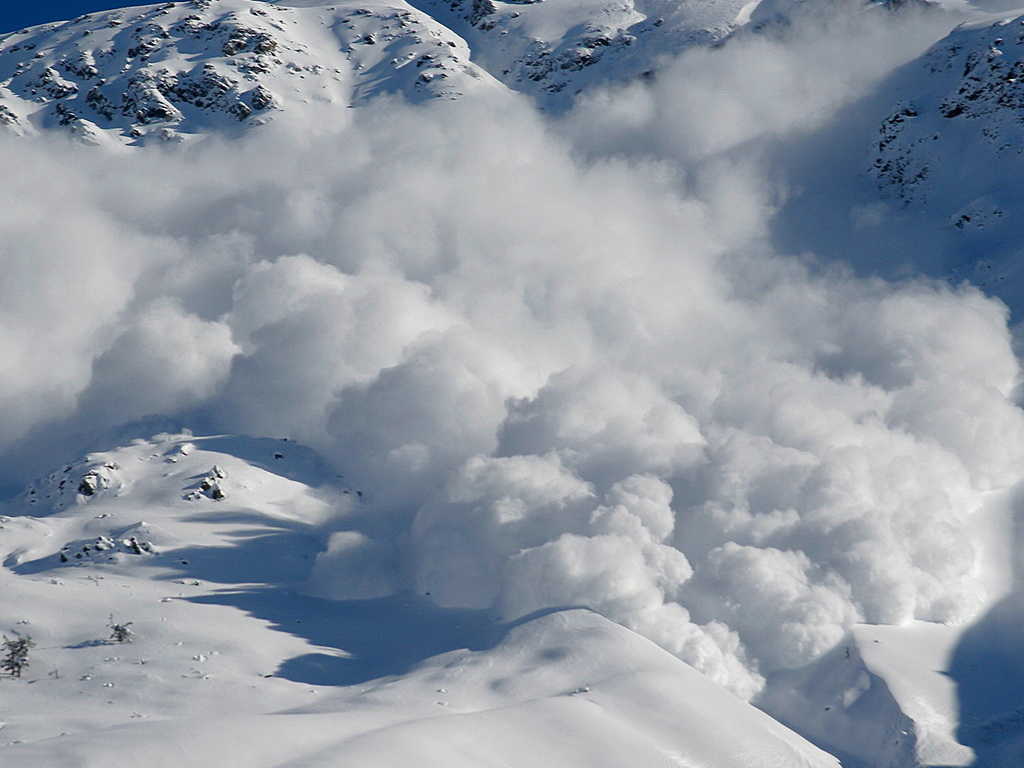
2 1 1023 700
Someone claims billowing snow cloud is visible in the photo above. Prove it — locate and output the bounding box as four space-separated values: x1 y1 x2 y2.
2 3 1023 700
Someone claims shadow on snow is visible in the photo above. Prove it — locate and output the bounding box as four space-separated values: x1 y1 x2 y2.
947 590 1024 767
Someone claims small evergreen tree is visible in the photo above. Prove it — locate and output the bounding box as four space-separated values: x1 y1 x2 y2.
108 616 133 643
2 634 35 678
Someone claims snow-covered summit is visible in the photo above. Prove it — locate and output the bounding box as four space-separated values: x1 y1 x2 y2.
4 432 347 574
0 0 978 142
0 0 500 145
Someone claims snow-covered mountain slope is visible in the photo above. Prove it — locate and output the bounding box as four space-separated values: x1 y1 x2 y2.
0 0 765 141
0 432 842 767
872 12 1024 210
411 0 967 111
0 0 748 144
409 0 748 109
0 0 983 144
867 10 1024 301
771 9 1024 313
0 0 500 145
759 621 974 768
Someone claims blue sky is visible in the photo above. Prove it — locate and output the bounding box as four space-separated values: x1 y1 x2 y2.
1 2 152 34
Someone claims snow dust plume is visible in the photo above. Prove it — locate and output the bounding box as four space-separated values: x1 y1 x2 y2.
2 3 1023 699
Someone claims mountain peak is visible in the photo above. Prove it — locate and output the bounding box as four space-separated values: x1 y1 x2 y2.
0 0 500 145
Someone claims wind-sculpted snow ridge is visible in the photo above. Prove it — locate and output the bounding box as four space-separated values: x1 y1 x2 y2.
759 621 976 767
0 0 500 145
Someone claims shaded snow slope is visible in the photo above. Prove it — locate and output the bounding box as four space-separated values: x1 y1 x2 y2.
758 605 1024 768
943 589 1024 766
868 10 1024 303
0 432 840 767
771 8 1024 315
871 12 1024 209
